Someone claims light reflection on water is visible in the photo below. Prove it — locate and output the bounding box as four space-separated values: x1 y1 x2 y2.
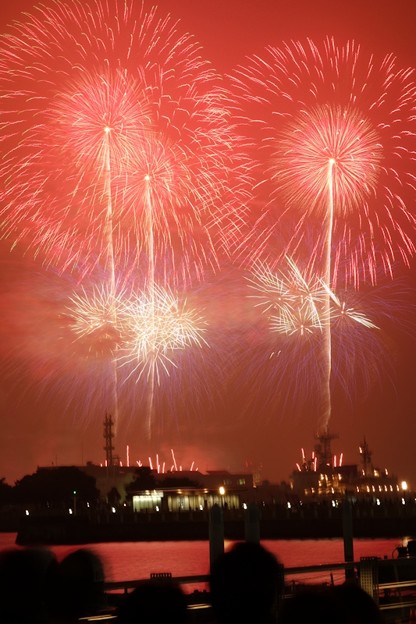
0 533 402 583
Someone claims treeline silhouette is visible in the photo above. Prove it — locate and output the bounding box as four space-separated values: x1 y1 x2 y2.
0 467 99 507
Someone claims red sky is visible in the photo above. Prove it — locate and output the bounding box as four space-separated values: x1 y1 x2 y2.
1 0 416 487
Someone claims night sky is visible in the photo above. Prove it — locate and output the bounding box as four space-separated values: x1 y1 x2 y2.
1 0 416 487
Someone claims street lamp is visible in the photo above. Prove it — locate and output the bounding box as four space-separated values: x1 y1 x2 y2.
219 486 226 507
73 490 77 515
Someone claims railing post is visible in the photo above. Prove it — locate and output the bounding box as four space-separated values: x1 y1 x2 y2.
342 495 354 580
209 504 224 570
359 557 379 603
245 503 260 543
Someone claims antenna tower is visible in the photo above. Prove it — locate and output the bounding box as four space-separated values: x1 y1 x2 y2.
103 412 115 468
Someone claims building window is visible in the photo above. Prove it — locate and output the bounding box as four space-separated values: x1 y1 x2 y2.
132 492 163 512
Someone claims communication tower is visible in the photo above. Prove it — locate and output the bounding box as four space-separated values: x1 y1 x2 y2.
103 412 115 468
315 429 339 469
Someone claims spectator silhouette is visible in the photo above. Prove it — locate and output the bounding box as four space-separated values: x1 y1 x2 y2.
278 586 343 624
329 582 385 623
0 546 59 624
279 582 385 624
52 548 106 622
116 578 189 624
209 541 284 624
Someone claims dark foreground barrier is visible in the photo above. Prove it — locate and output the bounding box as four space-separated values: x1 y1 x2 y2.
102 556 416 624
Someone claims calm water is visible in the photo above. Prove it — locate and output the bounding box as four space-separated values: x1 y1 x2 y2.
0 533 403 585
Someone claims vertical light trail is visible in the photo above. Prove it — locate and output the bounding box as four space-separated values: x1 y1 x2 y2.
144 173 156 439
103 126 116 296
144 174 155 294
321 157 336 433
102 125 119 433
171 448 178 471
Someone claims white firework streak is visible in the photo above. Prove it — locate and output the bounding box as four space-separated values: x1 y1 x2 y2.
117 284 208 385
320 281 379 330
67 284 126 343
249 258 378 334
248 257 325 330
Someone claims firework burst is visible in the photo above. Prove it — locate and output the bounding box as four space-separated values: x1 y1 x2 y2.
230 37 416 287
66 285 125 356
64 280 208 436
0 266 215 438
117 284 208 385
0 0 246 285
245 258 384 426
230 38 416 432
249 258 377 335
249 257 324 317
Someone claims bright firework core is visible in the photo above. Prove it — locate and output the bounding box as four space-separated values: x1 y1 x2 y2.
118 285 208 385
273 105 383 213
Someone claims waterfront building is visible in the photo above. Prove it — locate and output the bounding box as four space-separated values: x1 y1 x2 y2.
130 470 254 513
290 433 404 500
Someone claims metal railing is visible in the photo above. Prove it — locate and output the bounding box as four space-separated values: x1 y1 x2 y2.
103 557 416 622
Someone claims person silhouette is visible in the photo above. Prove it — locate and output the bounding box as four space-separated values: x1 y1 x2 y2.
278 586 342 624
329 582 385 624
52 548 106 622
0 546 59 624
116 578 189 624
209 541 284 624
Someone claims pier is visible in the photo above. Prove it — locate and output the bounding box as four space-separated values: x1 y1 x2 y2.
14 493 416 546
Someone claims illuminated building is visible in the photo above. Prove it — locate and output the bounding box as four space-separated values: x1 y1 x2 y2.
291 432 402 499
130 470 254 513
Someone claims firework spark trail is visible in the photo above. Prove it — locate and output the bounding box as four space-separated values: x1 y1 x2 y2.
0 262 218 439
249 258 377 336
0 0 249 439
248 258 379 423
66 282 208 430
66 283 127 431
143 172 157 437
230 37 416 287
67 285 125 345
322 158 335 431
134 449 198 473
102 124 121 429
116 284 208 381
248 257 324 327
232 38 416 432
321 283 379 330
103 127 117 297
66 278 211 436
0 0 247 285
270 305 321 337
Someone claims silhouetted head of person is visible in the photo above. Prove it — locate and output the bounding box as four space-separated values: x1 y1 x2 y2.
116 579 188 624
54 548 105 621
278 587 343 624
329 582 385 623
209 541 284 624
0 547 59 624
